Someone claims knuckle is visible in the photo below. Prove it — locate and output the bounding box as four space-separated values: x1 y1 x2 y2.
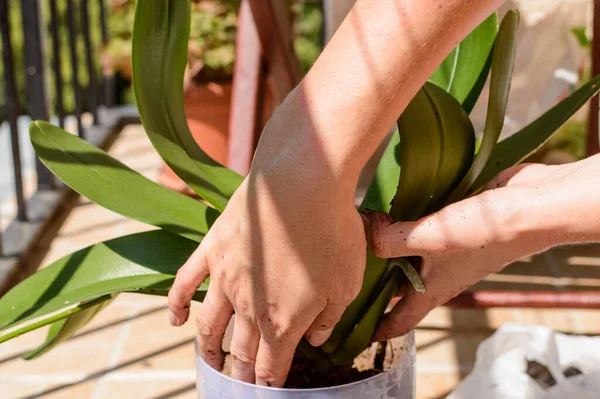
255 365 280 385
341 285 360 304
259 314 292 343
167 290 188 310
232 296 252 317
195 314 219 338
229 348 256 367
214 267 229 286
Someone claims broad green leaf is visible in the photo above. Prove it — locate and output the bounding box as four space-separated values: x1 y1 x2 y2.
330 267 401 367
422 82 475 212
448 10 519 203
0 230 206 332
391 87 443 221
132 0 243 211
321 250 388 354
473 74 600 189
429 12 498 105
30 121 217 242
22 296 115 360
360 132 400 213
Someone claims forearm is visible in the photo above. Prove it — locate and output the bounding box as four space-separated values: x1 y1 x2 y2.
251 0 504 199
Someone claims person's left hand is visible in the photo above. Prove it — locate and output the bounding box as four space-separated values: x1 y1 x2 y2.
361 160 600 341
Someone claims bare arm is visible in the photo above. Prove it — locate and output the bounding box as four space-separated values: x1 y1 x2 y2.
253 0 505 191
168 0 505 387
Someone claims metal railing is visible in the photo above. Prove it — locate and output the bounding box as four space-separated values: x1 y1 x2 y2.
0 0 136 290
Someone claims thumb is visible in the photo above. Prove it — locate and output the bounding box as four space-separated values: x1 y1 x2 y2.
360 210 422 258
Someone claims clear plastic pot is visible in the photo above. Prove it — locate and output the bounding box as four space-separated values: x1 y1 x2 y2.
195 331 415 399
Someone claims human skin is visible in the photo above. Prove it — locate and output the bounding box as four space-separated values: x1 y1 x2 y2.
168 0 509 387
363 157 600 342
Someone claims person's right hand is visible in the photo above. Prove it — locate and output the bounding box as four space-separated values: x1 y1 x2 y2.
362 157 600 342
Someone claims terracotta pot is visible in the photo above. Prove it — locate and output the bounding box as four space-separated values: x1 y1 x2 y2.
156 81 232 195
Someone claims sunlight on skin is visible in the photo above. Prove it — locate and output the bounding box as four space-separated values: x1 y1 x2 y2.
364 155 600 341
168 0 506 387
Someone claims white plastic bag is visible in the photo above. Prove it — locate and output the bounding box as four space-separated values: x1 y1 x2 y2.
447 323 600 399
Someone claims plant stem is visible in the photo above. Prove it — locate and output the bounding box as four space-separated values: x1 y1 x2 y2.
0 295 112 345
390 258 426 293
329 267 403 367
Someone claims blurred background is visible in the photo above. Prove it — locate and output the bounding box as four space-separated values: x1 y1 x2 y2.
0 1 599 398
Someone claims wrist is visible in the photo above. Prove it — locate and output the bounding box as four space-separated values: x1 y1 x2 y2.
512 174 600 250
249 90 363 204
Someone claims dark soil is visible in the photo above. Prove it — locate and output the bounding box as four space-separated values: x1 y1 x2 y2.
284 359 382 389
221 339 410 389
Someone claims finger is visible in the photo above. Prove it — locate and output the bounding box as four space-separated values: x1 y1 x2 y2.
254 310 312 387
230 315 260 383
305 302 348 347
254 334 301 387
372 289 433 342
168 241 210 326
361 210 446 258
196 284 234 371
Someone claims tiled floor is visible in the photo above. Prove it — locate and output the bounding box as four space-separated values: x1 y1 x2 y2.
1 125 599 398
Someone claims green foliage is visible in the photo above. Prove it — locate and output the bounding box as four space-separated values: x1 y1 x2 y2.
22 296 115 360
30 121 217 241
104 0 322 83
527 119 587 163
1 4 599 378
0 230 205 334
572 26 591 49
429 13 498 110
473 74 600 190
448 10 518 203
132 0 243 210
292 1 324 73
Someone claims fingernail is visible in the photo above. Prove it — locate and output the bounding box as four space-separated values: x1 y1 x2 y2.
168 311 180 326
306 328 333 347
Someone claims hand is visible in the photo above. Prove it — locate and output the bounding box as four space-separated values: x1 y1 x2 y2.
362 158 600 342
167 168 366 387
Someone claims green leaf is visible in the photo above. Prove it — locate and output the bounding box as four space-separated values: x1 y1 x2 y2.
473 74 600 189
22 296 115 360
429 12 498 105
321 250 388 354
132 0 243 211
0 296 113 345
30 121 217 242
360 132 400 213
572 27 591 49
0 230 205 333
391 87 443 222
448 9 519 203
462 50 493 114
330 267 402 367
422 82 475 212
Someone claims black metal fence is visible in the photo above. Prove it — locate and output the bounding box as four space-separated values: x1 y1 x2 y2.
0 0 135 288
